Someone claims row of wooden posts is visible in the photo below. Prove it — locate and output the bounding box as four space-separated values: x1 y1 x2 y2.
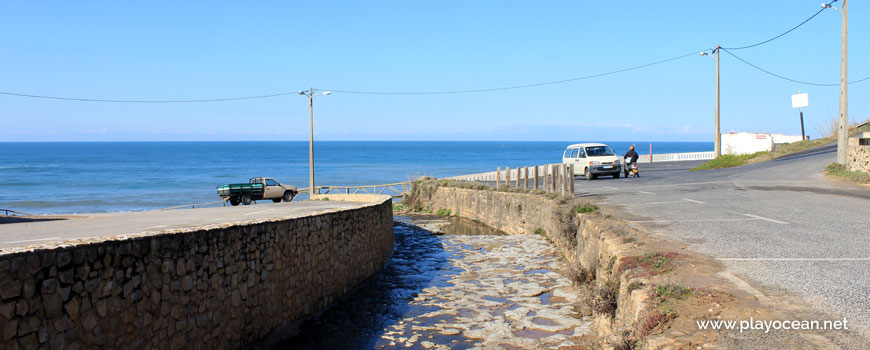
495 164 575 196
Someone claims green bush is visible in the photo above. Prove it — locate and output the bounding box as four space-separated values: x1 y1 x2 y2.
576 203 598 213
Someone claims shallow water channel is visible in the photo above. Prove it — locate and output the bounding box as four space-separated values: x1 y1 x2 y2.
276 215 590 349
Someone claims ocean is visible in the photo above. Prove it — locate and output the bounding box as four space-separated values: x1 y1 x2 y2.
0 141 711 214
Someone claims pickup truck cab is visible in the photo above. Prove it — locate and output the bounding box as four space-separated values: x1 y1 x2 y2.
217 177 298 206
562 143 622 180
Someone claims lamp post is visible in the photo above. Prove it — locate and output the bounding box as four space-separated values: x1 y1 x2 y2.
822 0 848 164
700 46 721 157
297 88 332 197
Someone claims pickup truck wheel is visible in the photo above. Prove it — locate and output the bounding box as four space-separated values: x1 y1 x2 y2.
230 199 240 206
283 191 295 202
241 194 252 205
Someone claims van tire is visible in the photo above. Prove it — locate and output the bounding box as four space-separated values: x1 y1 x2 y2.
241 194 252 205
585 169 594 181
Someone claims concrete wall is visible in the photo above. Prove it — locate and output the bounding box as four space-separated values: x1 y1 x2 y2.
0 195 393 350
848 131 870 173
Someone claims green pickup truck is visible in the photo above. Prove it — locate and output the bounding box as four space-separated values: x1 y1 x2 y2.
217 177 298 206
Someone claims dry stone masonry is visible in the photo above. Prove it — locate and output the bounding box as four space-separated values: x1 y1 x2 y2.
848 131 870 173
0 194 393 349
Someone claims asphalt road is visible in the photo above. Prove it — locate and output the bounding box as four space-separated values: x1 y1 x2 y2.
574 143 870 337
0 200 360 250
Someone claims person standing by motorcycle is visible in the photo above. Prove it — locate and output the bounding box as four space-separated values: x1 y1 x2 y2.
623 145 639 177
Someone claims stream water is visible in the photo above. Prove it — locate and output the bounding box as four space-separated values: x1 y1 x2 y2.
275 216 590 349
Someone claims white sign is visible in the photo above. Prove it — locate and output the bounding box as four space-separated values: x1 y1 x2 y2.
791 93 809 108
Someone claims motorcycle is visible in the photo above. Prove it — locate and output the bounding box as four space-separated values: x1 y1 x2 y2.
624 158 639 178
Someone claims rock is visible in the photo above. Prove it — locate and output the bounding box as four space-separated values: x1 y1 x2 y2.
58 268 75 285
2 319 17 340
43 292 64 318
0 302 15 320
421 341 436 348
57 251 73 268
64 298 81 320
0 279 22 300
441 328 461 336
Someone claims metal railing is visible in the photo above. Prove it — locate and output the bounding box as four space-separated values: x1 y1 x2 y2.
159 200 227 211
636 151 715 163
1 209 34 216
305 182 411 198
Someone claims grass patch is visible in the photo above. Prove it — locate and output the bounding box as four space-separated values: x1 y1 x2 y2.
435 207 452 217
825 163 870 184
690 152 765 171
320 197 329 201
534 227 544 235
576 203 598 213
393 203 408 211
619 252 679 277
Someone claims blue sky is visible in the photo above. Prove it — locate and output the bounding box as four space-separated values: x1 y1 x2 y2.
0 1 866 142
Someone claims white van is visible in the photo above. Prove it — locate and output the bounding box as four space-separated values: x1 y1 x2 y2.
562 143 622 180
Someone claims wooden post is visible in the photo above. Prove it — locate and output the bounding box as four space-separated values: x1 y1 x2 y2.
551 165 558 193
524 167 529 189
533 165 539 190
496 167 501 189
568 164 575 195
506 166 511 188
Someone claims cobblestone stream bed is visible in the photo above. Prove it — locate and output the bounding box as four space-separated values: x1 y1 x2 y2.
276 216 590 349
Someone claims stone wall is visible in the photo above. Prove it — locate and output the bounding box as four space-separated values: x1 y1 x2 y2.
0 194 393 349
413 185 612 278
848 131 870 172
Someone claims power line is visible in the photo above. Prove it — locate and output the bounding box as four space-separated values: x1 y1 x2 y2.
329 50 706 95
0 50 706 102
0 91 298 103
722 48 869 86
722 0 837 50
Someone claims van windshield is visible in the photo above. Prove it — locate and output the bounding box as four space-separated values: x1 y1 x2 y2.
585 146 615 156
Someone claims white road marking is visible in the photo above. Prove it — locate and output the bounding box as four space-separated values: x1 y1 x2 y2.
621 200 690 206
619 198 705 206
631 218 757 223
144 225 167 229
742 214 788 225
718 258 870 261
2 237 62 244
244 209 272 216
603 186 619 190
638 191 656 194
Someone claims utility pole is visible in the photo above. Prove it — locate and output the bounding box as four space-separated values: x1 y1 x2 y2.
715 45 721 157
308 87 315 195
298 88 331 197
837 0 849 164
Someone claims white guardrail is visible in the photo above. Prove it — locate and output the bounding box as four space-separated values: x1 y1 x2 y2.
444 151 715 182
637 151 715 163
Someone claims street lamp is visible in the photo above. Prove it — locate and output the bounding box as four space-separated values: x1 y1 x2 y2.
297 88 332 197
822 0 848 164
701 46 721 157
